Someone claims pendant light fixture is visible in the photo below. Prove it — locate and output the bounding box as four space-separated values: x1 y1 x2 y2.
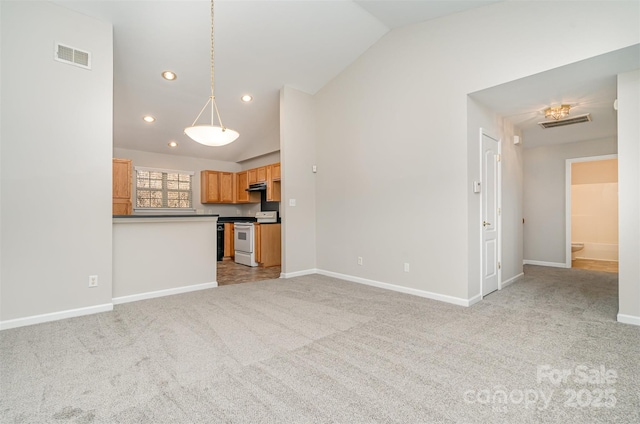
184 0 239 146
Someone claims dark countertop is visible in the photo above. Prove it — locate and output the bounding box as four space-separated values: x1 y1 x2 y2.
114 214 219 218
217 217 257 223
218 217 281 224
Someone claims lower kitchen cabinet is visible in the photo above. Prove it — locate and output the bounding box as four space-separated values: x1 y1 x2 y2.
223 223 234 258
254 223 281 267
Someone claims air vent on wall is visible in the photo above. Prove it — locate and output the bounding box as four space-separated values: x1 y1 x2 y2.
54 43 91 70
538 113 591 129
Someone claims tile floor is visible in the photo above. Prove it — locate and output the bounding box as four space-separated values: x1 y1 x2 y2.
572 258 618 273
217 258 281 286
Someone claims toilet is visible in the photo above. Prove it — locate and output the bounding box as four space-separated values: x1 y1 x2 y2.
571 243 584 253
571 243 584 260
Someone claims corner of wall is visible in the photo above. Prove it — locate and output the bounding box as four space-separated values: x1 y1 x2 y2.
280 86 317 274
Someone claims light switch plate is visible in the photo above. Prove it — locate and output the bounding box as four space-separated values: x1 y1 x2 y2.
289 199 296 207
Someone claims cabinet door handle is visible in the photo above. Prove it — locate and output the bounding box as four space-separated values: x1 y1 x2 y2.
483 221 491 227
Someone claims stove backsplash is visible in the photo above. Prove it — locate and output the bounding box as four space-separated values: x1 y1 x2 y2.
260 190 279 214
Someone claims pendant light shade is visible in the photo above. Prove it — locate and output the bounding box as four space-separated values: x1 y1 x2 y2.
184 0 239 146
184 125 239 147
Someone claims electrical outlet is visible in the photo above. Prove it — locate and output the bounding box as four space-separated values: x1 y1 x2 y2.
357 256 363 266
88 275 98 288
404 263 410 273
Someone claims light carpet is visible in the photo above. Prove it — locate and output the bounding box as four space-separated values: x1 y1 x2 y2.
1 265 639 423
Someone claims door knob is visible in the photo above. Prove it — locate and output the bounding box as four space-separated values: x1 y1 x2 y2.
483 221 491 227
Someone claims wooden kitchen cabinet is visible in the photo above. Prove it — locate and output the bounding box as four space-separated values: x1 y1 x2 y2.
235 171 249 203
271 163 281 181
247 166 267 184
234 171 260 204
201 170 233 204
202 163 279 204
220 172 234 203
256 166 267 183
254 223 281 267
266 165 281 202
113 158 132 215
266 163 281 202
223 222 234 258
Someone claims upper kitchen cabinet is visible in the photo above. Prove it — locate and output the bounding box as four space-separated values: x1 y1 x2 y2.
248 166 267 184
266 163 281 202
201 170 234 204
113 158 132 215
271 163 281 181
235 171 260 204
201 162 280 204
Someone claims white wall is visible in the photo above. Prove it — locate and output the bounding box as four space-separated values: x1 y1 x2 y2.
1 1 113 322
113 218 217 300
113 147 257 217
523 139 617 265
308 1 638 302
617 69 640 323
280 86 316 275
239 151 281 170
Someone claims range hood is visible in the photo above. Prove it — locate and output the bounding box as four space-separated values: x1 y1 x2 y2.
246 182 267 192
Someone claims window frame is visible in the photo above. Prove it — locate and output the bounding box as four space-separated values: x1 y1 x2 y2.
134 166 196 213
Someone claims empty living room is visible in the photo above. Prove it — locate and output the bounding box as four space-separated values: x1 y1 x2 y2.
1 0 639 423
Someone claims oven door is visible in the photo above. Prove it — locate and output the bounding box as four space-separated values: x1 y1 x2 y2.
234 224 253 253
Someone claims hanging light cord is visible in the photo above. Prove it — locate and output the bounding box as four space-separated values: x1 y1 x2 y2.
190 0 227 132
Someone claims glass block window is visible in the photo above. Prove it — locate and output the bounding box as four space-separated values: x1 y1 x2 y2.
134 167 194 210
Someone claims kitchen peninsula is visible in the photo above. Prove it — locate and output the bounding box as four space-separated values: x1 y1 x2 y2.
112 215 218 303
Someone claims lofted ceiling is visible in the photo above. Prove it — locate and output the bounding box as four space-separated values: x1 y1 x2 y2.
54 1 634 160
55 0 501 162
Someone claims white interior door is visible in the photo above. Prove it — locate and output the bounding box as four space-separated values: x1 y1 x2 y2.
482 133 500 296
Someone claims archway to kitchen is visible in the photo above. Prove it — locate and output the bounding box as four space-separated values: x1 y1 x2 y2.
216 153 283 286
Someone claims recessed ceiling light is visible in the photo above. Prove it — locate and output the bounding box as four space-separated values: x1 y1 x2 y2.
241 95 253 102
168 141 178 148
162 70 177 81
143 115 156 123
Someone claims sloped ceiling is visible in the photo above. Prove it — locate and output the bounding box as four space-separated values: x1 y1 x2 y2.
55 0 501 162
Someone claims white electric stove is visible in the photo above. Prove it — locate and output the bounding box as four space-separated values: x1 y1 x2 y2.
234 211 277 267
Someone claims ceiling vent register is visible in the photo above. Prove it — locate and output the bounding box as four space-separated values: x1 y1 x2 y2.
54 43 91 70
538 113 592 129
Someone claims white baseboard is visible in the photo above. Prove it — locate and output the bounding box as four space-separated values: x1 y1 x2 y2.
467 293 482 306
575 256 619 262
316 269 473 307
502 272 524 289
523 260 568 268
0 303 113 331
280 269 318 279
617 313 640 326
112 281 218 305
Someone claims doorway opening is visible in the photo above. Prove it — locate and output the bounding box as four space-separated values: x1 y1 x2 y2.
565 155 619 272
